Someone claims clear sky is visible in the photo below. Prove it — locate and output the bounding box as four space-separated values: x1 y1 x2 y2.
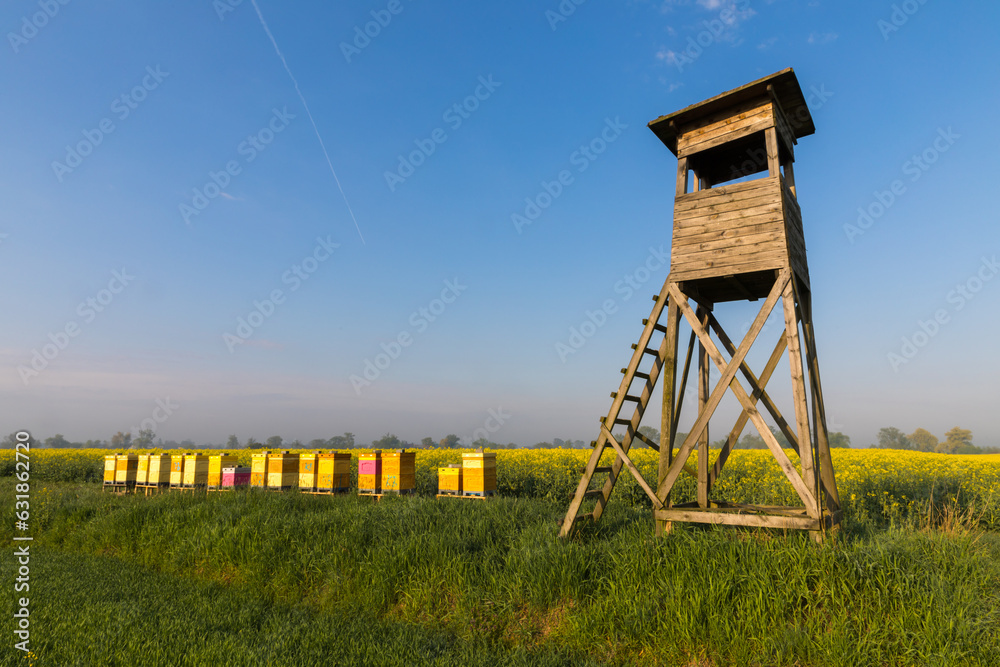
2 0 998 448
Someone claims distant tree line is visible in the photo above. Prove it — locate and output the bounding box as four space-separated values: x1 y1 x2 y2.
872 426 997 454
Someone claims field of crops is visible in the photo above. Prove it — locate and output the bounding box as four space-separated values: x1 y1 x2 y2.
4 447 999 530
3 448 1000 665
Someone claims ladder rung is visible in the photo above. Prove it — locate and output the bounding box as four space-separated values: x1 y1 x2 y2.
593 466 613 474
631 343 660 356
642 318 668 334
575 512 594 523
613 418 632 427
652 294 660 302
583 489 604 498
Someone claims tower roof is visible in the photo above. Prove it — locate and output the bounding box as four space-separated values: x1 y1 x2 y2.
648 68 814 156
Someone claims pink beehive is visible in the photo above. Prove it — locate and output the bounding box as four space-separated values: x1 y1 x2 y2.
358 459 381 476
222 466 251 488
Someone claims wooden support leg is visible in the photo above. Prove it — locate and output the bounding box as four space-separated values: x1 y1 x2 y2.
696 305 711 509
656 296 680 536
782 278 820 519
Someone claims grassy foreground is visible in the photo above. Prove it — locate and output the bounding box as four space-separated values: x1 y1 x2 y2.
4 480 1000 666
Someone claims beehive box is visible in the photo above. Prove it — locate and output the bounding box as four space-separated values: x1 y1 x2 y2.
462 451 497 496
358 451 382 494
169 453 185 487
114 453 139 485
147 454 172 486
317 452 351 492
136 454 151 486
438 464 463 495
221 466 251 488
298 451 320 491
250 451 271 488
382 450 416 494
208 453 239 489
103 454 117 486
182 453 209 487
267 451 299 490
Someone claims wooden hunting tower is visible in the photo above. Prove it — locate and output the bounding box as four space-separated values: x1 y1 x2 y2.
560 69 841 540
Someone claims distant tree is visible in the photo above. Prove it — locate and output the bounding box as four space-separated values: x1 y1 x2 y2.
266 436 283 449
420 437 435 449
288 439 303 449
638 425 660 448
877 427 911 450
180 439 195 448
1 432 39 449
738 432 767 449
83 439 108 448
532 441 555 449
44 434 70 448
163 440 181 449
938 427 974 454
226 434 240 449
827 432 851 449
470 437 491 450
372 433 401 449
328 432 355 449
245 437 261 449
132 429 155 449
439 434 461 449
110 431 132 450
308 439 327 449
908 428 938 453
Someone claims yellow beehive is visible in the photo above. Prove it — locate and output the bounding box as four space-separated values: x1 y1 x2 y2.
136 454 151 486
462 450 497 496
358 451 382 494
438 465 463 495
103 454 117 485
251 451 270 488
267 451 299 489
147 454 172 486
182 453 209 487
382 450 416 494
298 451 320 490
317 452 351 492
115 453 139 485
208 453 239 488
169 453 185 487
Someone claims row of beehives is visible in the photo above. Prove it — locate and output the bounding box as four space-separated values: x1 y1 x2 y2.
102 449 497 496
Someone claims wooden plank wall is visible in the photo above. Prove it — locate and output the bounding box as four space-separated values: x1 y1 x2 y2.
671 175 787 282
782 184 809 287
677 98 773 158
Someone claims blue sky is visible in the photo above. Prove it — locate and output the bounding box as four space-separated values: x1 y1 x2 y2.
1 0 998 448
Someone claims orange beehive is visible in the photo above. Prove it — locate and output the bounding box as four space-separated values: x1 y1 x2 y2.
462 450 496 496
250 451 270 488
358 451 382 494
115 453 139 485
299 451 320 491
147 454 172 486
317 452 352 492
438 465 463 495
382 450 416 494
169 453 185 487
208 453 239 489
103 454 117 486
267 451 299 490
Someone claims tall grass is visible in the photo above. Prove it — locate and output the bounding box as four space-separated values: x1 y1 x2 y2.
6 480 1000 666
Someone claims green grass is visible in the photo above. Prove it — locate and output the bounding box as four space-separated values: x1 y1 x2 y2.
5 480 1000 666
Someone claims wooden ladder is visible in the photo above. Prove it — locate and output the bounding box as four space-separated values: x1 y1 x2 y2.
558 281 674 538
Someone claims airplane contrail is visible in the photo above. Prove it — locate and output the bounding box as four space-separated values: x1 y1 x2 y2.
250 0 366 245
